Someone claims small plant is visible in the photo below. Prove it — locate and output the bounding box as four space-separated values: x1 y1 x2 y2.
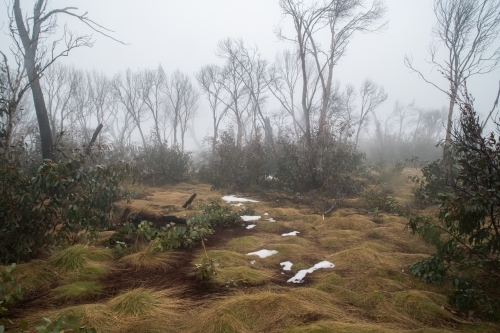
1 264 23 332
34 313 96 333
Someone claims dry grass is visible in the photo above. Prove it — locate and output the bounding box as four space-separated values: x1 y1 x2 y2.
120 249 182 272
12 172 500 332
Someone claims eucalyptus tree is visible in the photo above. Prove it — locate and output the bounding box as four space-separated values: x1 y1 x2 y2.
354 79 387 147
405 0 500 179
196 64 232 157
277 0 387 186
8 0 122 159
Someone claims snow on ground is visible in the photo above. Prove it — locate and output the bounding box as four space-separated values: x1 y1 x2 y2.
247 249 278 258
263 212 269 216
280 261 293 271
265 218 276 222
241 216 261 222
231 203 244 207
250 260 256 265
222 195 259 203
246 224 256 229
287 261 335 283
282 231 299 237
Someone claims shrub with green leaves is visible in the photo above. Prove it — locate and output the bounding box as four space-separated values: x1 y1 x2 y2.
132 139 191 184
1 263 23 331
408 92 500 317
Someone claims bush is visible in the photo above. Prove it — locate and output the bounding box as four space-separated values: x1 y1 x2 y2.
132 139 191 185
408 92 500 317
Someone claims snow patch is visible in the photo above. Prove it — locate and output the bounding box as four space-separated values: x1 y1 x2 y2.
247 249 278 258
263 213 269 216
231 203 244 207
241 216 261 222
222 195 259 203
282 231 300 237
246 224 256 229
265 218 276 222
250 260 256 265
280 261 293 271
287 261 335 283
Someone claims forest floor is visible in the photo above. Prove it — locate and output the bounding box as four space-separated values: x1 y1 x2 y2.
6 168 500 333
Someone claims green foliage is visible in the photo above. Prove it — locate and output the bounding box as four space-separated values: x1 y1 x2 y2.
132 140 191 184
409 255 447 285
195 257 219 282
411 159 449 205
408 92 500 317
198 199 242 228
274 135 364 195
0 145 132 264
34 313 96 333
1 264 23 331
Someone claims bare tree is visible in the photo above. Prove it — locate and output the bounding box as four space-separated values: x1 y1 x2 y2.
277 0 387 186
140 65 168 144
8 0 122 159
405 0 500 178
267 49 304 140
196 64 232 157
0 49 31 156
113 69 148 148
179 80 199 152
354 80 387 146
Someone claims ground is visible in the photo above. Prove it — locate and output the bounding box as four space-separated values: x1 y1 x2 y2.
5 168 500 333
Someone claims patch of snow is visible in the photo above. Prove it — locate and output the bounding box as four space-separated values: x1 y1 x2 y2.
282 231 300 237
263 213 269 216
222 195 259 203
287 261 335 283
250 260 256 265
231 203 244 207
241 215 261 222
246 224 256 229
280 261 293 271
247 249 278 258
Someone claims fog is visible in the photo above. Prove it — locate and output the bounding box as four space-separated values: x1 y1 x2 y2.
1 0 499 153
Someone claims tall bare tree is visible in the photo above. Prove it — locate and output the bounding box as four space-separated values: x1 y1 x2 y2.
140 66 168 144
354 79 387 146
277 0 387 185
267 49 304 140
405 0 500 179
196 64 232 157
113 69 148 148
8 0 122 159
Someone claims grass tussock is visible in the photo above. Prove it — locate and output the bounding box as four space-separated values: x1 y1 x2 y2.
120 249 182 272
212 266 271 286
52 281 103 300
185 289 346 333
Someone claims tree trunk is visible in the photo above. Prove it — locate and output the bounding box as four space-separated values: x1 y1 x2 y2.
443 86 457 184
30 77 54 159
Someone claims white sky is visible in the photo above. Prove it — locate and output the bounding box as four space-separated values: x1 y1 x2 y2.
2 0 500 148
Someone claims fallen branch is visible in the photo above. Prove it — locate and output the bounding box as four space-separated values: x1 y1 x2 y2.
182 193 197 208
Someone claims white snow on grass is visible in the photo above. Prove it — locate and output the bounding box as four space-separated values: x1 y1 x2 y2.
231 203 244 207
282 231 300 237
263 212 269 216
222 195 259 203
250 260 256 265
246 224 256 229
280 261 293 271
265 218 276 222
287 261 335 283
241 215 261 222
247 249 278 258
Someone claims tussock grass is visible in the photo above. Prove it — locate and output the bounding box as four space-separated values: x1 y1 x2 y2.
212 266 271 286
50 245 88 271
120 249 182 272
52 281 103 300
13 259 57 291
194 250 250 267
185 289 347 333
225 236 265 253
31 288 185 333
279 321 454 333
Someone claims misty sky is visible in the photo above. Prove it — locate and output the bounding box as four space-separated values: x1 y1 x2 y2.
2 0 500 148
